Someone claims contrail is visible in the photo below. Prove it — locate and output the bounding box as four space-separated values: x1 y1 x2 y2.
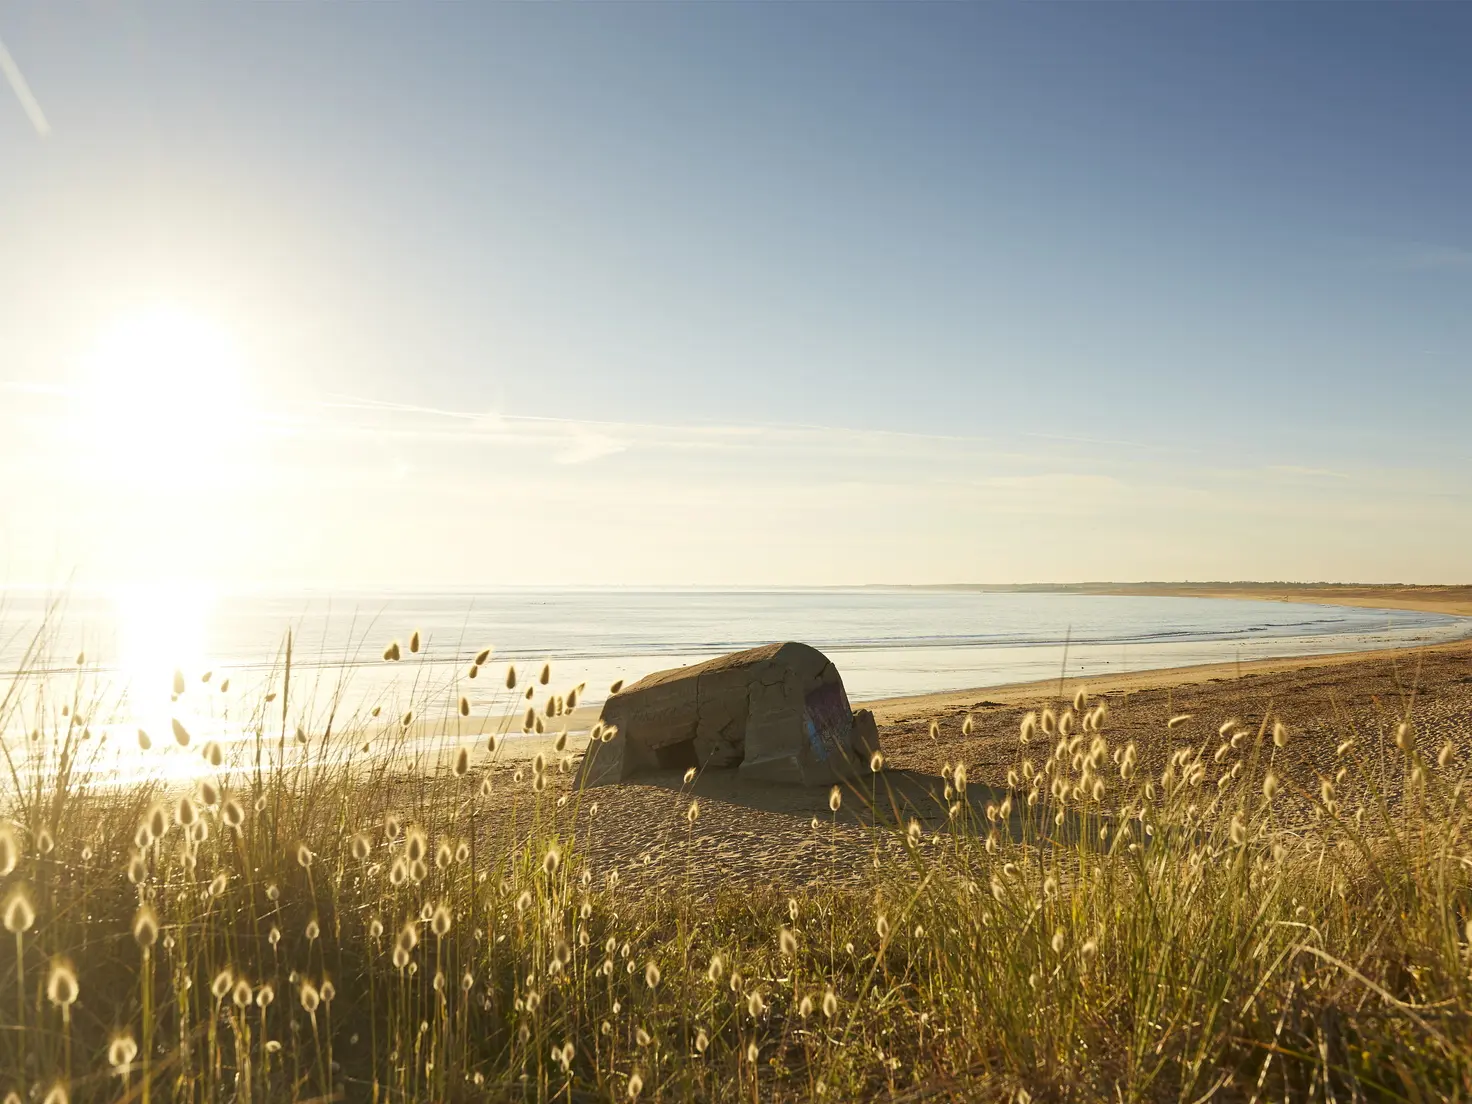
0 34 50 137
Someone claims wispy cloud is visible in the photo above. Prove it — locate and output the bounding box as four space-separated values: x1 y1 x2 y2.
554 426 626 465
0 35 50 137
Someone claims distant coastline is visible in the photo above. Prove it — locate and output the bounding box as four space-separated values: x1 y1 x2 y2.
858 582 1472 722
859 581 1472 618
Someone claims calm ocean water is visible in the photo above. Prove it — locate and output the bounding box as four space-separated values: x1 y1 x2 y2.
3 586 1467 705
3 587 1465 784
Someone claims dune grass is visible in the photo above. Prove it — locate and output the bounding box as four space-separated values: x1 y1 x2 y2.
1 613 1470 1102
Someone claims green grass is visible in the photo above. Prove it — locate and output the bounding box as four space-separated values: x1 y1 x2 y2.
1 615 1470 1102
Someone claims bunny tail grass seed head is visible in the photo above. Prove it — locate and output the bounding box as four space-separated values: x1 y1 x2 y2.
459 695 470 717
223 797 245 829
3 885 35 934
108 1033 138 1070
1395 722 1414 753
454 746 470 776
410 629 421 653
0 824 16 877
829 786 842 812
1020 711 1037 743
171 718 191 746
46 958 78 1007
132 904 159 948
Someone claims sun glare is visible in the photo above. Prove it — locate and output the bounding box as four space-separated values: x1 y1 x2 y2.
112 580 216 739
80 306 249 489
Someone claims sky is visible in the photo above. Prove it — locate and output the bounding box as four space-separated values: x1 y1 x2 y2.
1 3 1469 589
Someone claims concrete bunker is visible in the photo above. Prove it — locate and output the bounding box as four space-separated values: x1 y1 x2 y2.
574 641 881 788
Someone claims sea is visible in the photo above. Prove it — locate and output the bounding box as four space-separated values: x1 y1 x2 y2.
3 586 1466 784
3 585 1467 708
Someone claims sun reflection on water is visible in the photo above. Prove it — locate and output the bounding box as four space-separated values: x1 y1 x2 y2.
112 581 217 754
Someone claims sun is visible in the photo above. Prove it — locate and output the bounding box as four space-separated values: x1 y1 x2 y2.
79 305 249 490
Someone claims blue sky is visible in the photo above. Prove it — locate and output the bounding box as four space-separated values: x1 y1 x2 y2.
1 4 1469 587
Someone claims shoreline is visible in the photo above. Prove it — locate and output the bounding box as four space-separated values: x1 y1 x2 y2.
858 583 1472 724
463 585 1472 740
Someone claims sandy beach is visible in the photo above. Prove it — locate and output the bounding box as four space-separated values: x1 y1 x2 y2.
864 582 1472 721
463 584 1472 892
